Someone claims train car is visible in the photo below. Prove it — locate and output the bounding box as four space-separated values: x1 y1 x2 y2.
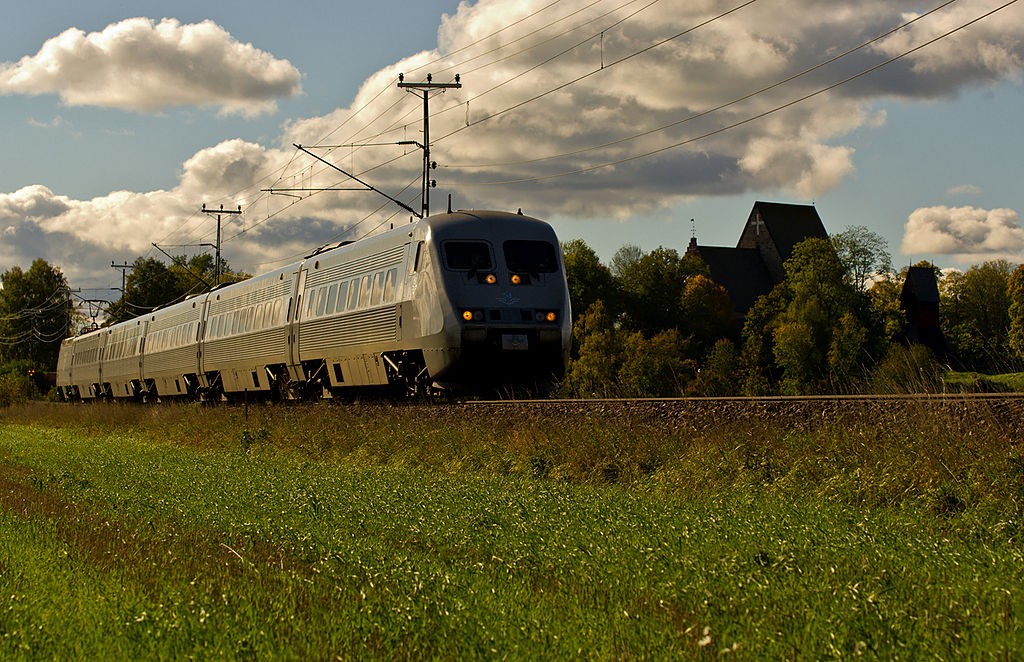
143 296 207 399
64 327 107 399
101 318 147 399
411 209 570 392
200 265 295 398
55 337 75 400
56 209 571 401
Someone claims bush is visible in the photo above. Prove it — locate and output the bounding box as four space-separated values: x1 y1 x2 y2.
0 374 32 407
869 344 943 393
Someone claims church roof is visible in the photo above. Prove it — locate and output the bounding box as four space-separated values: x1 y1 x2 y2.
745 201 829 263
694 246 774 314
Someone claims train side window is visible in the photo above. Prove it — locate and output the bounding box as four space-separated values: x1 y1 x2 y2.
336 281 349 313
444 241 492 270
504 240 559 273
384 268 397 303
358 275 371 308
316 288 328 317
326 284 338 314
370 272 383 306
347 279 360 310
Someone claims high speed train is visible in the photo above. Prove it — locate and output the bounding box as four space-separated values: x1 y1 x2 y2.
56 209 571 401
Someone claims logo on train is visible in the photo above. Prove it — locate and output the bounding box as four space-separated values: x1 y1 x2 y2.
496 291 520 306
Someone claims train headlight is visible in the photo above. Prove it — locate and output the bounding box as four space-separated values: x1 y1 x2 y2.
484 273 497 284
510 274 522 285
462 310 474 321
545 311 557 322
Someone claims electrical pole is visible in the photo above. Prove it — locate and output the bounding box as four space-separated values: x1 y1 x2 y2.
397 73 461 217
201 204 242 287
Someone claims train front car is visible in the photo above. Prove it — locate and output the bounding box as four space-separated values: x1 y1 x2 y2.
422 210 570 394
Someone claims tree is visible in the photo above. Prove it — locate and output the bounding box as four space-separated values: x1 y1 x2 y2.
105 254 251 324
1009 263 1024 363
561 239 617 326
740 237 872 394
776 238 869 393
940 260 1013 370
831 225 893 291
689 338 740 396
616 246 706 335
563 299 694 398
0 258 72 370
105 257 182 324
739 286 787 395
562 300 622 398
618 328 692 397
610 244 643 280
677 274 736 360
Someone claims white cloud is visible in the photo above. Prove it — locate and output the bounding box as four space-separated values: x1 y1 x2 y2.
3 1 1024 285
0 17 301 116
947 183 982 196
901 205 1024 260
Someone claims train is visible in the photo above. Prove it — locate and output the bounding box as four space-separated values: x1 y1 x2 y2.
55 209 571 402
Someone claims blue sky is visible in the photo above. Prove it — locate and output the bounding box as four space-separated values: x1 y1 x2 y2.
2 0 1023 298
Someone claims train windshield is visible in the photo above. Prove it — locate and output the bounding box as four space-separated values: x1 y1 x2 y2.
503 240 559 273
444 241 493 270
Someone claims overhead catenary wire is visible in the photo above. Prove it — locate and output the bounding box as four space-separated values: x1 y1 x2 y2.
444 0 962 170
442 0 1018 187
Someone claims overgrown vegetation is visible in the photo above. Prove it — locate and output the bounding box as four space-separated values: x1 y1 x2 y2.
2 400 1023 657
560 235 1024 397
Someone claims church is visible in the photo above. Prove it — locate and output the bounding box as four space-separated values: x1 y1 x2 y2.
685 200 829 318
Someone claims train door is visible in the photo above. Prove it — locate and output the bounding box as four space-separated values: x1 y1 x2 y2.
286 267 306 381
196 299 209 388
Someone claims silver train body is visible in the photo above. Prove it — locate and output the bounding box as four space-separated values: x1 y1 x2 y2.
56 210 571 401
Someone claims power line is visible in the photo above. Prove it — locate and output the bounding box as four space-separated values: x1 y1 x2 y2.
449 0 1019 187
444 0 961 170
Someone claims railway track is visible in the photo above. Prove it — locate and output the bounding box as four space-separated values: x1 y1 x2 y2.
455 393 1024 436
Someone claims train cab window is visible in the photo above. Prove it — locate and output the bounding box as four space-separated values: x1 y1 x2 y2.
504 240 559 273
444 241 492 270
413 241 423 272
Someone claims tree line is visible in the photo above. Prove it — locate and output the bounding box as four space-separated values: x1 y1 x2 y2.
560 229 1024 397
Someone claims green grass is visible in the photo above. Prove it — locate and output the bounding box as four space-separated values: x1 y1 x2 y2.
2 400 1024 658
943 370 1024 393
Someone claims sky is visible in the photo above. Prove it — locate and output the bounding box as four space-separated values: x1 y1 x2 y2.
1 0 1023 309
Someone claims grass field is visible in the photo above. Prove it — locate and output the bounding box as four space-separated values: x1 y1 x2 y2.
2 399 1023 658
